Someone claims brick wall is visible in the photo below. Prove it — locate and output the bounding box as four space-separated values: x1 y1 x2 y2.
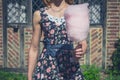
24 28 32 68
106 0 120 67
0 0 3 68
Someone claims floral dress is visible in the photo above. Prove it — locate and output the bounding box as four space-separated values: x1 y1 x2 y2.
33 7 84 80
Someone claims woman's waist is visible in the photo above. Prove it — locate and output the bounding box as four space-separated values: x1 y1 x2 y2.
43 37 72 44
44 44 73 50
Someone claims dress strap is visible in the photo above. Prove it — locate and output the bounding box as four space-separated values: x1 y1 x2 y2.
39 7 46 40
39 8 44 25
40 7 45 13
39 7 45 17
39 7 48 23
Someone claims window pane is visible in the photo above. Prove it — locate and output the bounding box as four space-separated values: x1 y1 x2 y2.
84 0 105 25
7 0 27 24
32 0 45 13
90 4 101 24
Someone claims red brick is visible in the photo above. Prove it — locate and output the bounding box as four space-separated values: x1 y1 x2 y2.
108 0 118 2
109 16 119 19
109 3 120 5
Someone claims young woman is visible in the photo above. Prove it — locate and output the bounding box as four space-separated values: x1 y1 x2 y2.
28 0 87 80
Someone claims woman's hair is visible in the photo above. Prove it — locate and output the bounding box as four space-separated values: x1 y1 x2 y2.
42 0 74 7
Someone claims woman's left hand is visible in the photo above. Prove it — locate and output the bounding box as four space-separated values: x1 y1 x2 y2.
74 40 87 59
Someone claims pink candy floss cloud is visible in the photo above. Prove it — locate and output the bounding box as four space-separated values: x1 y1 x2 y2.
64 3 90 41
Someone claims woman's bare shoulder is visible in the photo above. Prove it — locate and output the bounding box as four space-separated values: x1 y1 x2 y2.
33 10 41 24
33 10 41 18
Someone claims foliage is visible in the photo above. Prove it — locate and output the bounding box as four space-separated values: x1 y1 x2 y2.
104 74 120 80
111 39 120 74
102 39 120 80
81 65 101 80
0 71 27 80
104 70 120 80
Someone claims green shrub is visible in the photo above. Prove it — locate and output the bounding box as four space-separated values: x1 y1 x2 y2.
104 73 120 80
111 39 120 73
81 65 101 80
0 71 27 80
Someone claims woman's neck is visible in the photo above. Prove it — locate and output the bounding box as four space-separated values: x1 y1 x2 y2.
50 1 68 12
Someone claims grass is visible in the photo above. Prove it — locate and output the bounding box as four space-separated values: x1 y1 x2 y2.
0 71 27 80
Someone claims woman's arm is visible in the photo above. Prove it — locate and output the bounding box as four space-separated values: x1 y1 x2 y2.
75 40 87 58
28 10 41 80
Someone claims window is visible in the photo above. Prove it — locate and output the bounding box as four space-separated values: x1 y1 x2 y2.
7 0 28 24
84 0 106 25
32 0 45 13
32 0 80 13
6 0 106 25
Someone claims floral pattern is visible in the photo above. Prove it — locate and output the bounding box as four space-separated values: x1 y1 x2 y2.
33 8 84 80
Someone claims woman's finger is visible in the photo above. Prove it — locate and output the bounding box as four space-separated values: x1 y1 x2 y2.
75 54 82 58
75 51 83 55
75 48 82 51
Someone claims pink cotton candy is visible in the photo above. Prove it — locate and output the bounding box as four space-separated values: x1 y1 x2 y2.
64 3 90 41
